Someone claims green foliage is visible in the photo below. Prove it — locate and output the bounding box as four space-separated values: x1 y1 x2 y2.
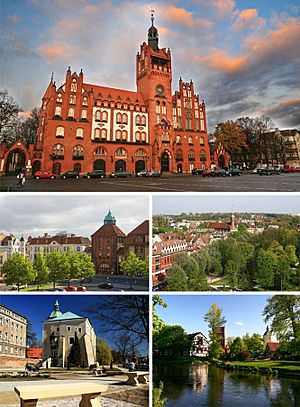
68 250 95 282
204 304 226 360
166 264 188 291
46 250 71 288
96 338 112 365
153 295 167 332
3 253 36 290
33 253 49 288
243 333 265 359
153 382 167 407
153 324 191 356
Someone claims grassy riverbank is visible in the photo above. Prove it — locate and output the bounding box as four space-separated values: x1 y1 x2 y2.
217 360 300 377
154 356 210 365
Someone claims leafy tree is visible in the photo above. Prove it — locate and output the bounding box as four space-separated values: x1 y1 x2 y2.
225 260 238 289
120 252 148 289
263 295 300 342
153 324 191 356
229 337 248 360
243 333 265 359
113 333 137 367
153 295 167 332
96 338 112 365
256 249 276 288
153 382 167 407
18 107 40 146
68 331 81 367
204 304 227 360
33 252 49 289
26 319 39 347
166 264 188 291
77 252 95 283
214 120 246 163
46 250 70 289
3 253 36 291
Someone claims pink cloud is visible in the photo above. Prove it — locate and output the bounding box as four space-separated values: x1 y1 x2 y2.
233 9 265 31
213 0 236 17
161 6 212 29
196 50 247 74
38 43 75 64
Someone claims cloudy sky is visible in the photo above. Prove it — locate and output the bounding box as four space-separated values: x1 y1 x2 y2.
1 0 299 130
153 194 300 214
0 194 149 238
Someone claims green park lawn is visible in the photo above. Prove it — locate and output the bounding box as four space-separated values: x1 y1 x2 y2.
228 360 300 372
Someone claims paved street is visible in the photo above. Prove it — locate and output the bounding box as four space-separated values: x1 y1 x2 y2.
1 172 300 192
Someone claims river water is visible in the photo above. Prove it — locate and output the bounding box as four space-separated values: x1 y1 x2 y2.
154 363 300 406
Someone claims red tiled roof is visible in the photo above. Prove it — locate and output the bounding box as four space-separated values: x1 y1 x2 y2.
26 348 43 358
207 222 231 230
91 224 126 238
28 236 90 245
266 342 280 352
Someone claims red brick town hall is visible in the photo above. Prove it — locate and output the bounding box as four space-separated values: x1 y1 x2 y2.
0 17 225 176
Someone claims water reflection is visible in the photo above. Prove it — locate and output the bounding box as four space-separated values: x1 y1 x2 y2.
154 363 300 407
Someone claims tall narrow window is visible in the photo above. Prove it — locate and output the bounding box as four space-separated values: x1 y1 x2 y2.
81 109 87 119
135 115 141 125
68 108 75 117
76 128 83 138
55 106 61 116
94 128 100 139
71 79 77 92
122 113 128 124
56 126 64 138
116 112 122 123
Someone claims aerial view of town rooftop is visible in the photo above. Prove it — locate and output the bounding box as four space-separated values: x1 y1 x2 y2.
152 195 300 291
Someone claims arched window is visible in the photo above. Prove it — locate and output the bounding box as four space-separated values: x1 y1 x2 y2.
162 102 166 115
74 163 81 172
101 129 107 139
82 96 88 106
94 128 101 139
200 150 206 162
188 136 193 145
188 149 195 160
73 145 84 159
135 115 141 125
56 126 64 138
136 131 141 142
162 132 169 141
176 135 181 144
81 109 87 119
115 148 127 158
68 108 75 117
102 111 108 122
156 101 160 113
200 136 204 146
76 128 83 138
116 112 122 123
56 93 62 103
135 149 147 157
55 106 61 116
185 112 192 130
71 79 77 92
52 144 64 158
95 110 101 121
122 130 127 141
116 130 121 140
94 147 107 157
175 149 183 160
141 132 146 142
70 95 76 104
141 115 146 126
122 113 128 124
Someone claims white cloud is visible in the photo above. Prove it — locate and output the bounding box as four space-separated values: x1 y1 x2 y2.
235 321 244 326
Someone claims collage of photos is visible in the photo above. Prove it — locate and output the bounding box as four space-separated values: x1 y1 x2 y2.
0 1 299 406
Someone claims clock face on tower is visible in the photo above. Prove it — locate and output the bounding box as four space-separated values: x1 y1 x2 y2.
156 85 164 96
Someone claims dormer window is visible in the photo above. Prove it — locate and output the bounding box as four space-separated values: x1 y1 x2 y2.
57 93 63 103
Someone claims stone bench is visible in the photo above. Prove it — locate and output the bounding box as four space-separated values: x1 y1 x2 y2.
126 371 149 386
14 382 108 407
92 368 103 376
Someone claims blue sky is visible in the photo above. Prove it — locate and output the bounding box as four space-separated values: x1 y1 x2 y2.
1 0 299 130
156 294 272 339
153 194 300 215
0 294 149 353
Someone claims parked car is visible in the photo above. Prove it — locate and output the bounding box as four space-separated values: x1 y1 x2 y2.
34 171 56 179
60 171 80 179
145 169 161 177
250 167 262 174
98 282 114 289
109 171 133 178
82 170 106 179
76 286 87 292
257 167 280 175
202 168 215 177
83 277 93 283
65 286 77 291
226 168 242 176
282 165 300 173
213 168 226 177
191 168 203 175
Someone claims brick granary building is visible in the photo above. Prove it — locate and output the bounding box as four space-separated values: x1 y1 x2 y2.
0 15 227 176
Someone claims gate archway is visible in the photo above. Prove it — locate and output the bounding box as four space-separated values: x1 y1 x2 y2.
5 149 26 175
135 160 145 173
115 160 126 172
52 162 61 175
94 159 106 171
161 152 170 172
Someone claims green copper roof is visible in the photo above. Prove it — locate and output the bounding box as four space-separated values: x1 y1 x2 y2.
47 300 82 321
48 299 63 319
104 210 116 224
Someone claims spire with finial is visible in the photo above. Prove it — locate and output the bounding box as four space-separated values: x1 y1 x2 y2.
50 72 54 83
148 7 159 51
150 6 155 26
47 299 63 319
104 209 116 225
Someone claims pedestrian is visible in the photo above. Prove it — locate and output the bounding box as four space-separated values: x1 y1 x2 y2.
129 361 135 372
21 171 26 188
17 171 23 188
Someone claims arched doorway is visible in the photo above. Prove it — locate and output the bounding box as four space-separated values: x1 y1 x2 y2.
115 160 126 172
98 263 110 274
52 162 61 175
177 164 182 173
32 160 41 174
94 159 106 171
5 149 26 175
218 154 225 168
135 160 145 173
161 152 170 172
74 163 81 173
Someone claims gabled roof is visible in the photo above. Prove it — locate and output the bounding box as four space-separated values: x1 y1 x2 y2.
91 224 126 238
83 83 145 105
266 342 280 352
207 222 231 230
50 311 83 321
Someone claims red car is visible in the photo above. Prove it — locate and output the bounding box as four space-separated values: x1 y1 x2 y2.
282 166 300 173
34 171 56 179
65 286 77 291
76 286 87 292
202 168 215 177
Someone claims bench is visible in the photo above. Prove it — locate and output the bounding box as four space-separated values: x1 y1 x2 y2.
14 382 108 407
126 371 149 386
92 367 103 376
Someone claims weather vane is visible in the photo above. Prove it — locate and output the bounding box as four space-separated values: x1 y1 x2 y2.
150 6 155 25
